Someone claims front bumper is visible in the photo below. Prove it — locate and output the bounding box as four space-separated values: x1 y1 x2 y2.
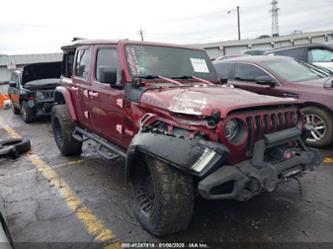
198 128 321 201
28 99 54 116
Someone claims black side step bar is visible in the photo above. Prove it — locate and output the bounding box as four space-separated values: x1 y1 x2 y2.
72 127 127 159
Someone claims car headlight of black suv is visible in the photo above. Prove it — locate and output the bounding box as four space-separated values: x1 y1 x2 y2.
34 91 46 100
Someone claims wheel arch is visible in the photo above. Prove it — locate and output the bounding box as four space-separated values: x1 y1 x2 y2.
125 132 229 182
54 86 78 123
302 102 333 115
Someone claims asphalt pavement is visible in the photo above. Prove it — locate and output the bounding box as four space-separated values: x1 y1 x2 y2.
0 109 332 249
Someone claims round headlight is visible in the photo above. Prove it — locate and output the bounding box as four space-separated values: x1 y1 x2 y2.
225 119 239 141
224 119 247 144
35 91 45 100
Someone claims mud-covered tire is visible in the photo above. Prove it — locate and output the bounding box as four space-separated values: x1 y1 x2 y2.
130 156 194 236
51 105 82 156
0 138 31 159
302 106 333 147
21 101 34 123
11 103 20 115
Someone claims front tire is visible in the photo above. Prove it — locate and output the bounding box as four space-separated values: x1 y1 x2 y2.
130 156 194 236
21 101 34 123
11 102 20 115
302 106 333 147
51 105 82 156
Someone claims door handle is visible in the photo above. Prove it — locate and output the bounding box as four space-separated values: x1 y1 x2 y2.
88 91 99 97
71 86 78 90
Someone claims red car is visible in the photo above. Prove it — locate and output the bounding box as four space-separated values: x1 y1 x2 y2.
214 55 333 147
51 40 320 235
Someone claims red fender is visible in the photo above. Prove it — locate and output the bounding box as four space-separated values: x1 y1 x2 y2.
54 86 78 122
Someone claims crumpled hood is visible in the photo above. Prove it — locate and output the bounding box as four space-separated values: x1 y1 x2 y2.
140 86 299 118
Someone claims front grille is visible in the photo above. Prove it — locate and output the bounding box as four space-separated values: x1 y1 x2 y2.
34 90 54 100
42 90 54 99
245 110 298 154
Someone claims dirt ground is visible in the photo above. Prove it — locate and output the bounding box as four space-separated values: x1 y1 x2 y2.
0 109 332 249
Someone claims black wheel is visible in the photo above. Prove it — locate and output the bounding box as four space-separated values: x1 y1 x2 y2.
302 106 333 147
51 105 82 156
130 155 194 236
11 102 20 115
21 101 34 123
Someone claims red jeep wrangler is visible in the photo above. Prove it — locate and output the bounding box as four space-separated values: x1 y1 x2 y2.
52 39 320 236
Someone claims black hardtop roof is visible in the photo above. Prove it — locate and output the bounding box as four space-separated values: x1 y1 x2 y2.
61 39 203 52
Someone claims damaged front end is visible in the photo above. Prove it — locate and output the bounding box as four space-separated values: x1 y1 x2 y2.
126 132 229 178
198 127 321 201
127 124 321 202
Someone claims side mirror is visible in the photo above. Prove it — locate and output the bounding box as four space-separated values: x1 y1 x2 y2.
255 76 276 87
98 66 117 86
9 81 16 87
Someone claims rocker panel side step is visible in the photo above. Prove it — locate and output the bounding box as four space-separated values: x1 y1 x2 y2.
72 127 127 159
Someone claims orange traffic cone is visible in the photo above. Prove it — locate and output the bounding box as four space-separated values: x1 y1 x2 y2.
0 94 9 109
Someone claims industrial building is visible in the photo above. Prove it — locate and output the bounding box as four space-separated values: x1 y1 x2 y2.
191 29 333 59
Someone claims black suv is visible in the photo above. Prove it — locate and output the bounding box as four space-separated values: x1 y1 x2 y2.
264 43 333 72
8 62 61 123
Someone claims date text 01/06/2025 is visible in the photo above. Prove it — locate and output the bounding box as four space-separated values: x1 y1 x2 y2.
120 242 209 248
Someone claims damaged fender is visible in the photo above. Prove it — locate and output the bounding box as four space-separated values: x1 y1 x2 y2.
126 132 229 179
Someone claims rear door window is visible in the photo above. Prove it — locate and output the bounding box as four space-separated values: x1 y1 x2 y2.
234 63 268 82
274 48 305 61
74 48 91 79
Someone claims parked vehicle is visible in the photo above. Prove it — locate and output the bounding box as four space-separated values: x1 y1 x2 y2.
264 43 333 72
214 55 333 147
214 54 243 62
8 62 61 123
52 39 320 236
242 49 267 56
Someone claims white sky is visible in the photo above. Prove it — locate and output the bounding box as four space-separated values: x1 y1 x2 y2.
1 0 333 54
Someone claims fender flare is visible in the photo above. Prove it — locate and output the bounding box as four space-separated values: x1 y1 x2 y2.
54 86 78 123
125 132 229 180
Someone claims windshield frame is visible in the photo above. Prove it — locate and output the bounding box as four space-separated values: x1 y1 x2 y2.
124 44 218 83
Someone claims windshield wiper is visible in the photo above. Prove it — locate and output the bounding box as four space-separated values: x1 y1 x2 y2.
171 75 213 85
296 59 332 77
133 74 182 85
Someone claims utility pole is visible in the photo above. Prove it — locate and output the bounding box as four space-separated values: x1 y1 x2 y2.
139 28 145 42
236 6 240 40
270 0 280 37
227 6 241 40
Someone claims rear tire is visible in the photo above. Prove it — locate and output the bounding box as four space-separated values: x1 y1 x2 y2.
302 106 333 147
130 155 194 236
21 101 34 123
51 105 82 156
